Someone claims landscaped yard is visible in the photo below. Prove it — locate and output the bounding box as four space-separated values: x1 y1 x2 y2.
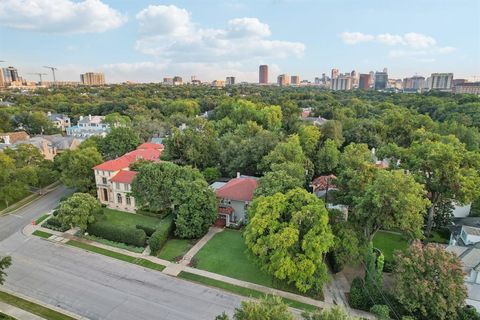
193 229 304 295
373 231 410 261
99 208 163 229
157 238 195 261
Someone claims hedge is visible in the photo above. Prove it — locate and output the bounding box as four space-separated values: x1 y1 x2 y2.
136 224 156 237
87 222 146 247
149 215 174 254
43 217 69 232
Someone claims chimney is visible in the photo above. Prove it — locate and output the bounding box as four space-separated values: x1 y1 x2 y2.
79 116 84 121
236 172 241 178
47 111 51 116
89 114 92 121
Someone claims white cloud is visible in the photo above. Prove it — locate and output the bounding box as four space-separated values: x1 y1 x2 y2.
0 0 126 33
134 5 305 63
377 33 405 46
402 32 436 49
340 32 375 44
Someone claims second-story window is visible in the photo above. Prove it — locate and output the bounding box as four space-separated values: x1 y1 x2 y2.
115 182 120 189
102 177 107 184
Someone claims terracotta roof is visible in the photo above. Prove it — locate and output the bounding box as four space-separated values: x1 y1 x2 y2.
311 175 337 191
137 142 164 150
110 170 137 184
94 148 161 171
216 178 258 202
0 131 30 143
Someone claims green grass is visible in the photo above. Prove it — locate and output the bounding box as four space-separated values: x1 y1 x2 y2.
0 291 75 320
158 238 195 261
35 214 49 225
99 208 163 229
0 312 16 320
193 230 304 295
66 240 165 271
32 230 53 239
427 230 450 244
373 231 409 261
84 234 145 253
178 272 319 313
0 191 35 213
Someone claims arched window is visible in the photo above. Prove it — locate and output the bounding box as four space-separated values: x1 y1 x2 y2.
117 193 122 204
126 196 131 205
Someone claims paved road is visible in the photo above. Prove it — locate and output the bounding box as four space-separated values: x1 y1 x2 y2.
0 186 242 320
0 185 73 241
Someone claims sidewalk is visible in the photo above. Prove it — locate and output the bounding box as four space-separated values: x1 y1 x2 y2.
0 301 45 320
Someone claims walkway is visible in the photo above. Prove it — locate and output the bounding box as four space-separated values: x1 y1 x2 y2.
0 301 45 320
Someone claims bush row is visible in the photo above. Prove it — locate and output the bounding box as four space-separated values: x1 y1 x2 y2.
87 222 146 247
43 217 69 232
136 224 156 237
149 215 174 254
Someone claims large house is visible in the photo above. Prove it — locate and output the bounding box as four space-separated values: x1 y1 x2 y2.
93 142 164 212
67 115 110 138
210 175 258 227
47 112 71 132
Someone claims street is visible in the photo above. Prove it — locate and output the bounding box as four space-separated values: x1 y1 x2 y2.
0 186 241 320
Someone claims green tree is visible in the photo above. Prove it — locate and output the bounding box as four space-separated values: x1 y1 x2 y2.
202 167 221 183
302 306 359 320
394 241 467 320
103 112 131 127
244 188 334 293
100 127 140 159
56 193 100 231
329 223 362 272
0 256 12 285
320 120 344 146
315 139 340 175
232 295 295 320
370 305 390 320
298 125 321 160
353 169 430 240
13 111 59 135
56 147 103 193
254 170 304 198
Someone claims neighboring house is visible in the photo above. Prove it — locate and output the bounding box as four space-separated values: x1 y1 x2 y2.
451 225 480 246
300 116 329 126
0 131 30 144
453 203 472 218
311 174 337 198
211 175 258 227
0 132 58 160
47 112 71 132
93 142 164 213
41 134 82 153
66 114 110 138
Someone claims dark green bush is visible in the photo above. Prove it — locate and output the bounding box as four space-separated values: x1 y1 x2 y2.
87 222 146 247
370 305 390 319
327 252 344 273
348 277 369 310
136 224 156 237
149 216 174 254
43 217 69 232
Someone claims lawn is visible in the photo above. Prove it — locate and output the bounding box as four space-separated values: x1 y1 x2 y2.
99 208 163 229
178 272 319 313
157 238 195 261
373 231 410 261
0 291 75 320
32 230 53 239
35 214 49 225
427 229 450 244
84 235 145 253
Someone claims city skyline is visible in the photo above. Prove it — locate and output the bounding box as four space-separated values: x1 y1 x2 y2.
0 0 479 83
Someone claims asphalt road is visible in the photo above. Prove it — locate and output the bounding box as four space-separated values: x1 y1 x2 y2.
0 186 242 320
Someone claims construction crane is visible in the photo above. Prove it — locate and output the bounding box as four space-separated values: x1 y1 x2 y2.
28 73 47 83
43 66 57 84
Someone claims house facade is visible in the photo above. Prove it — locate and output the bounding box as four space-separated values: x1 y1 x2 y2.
211 175 258 227
67 115 110 138
47 112 71 132
93 142 164 212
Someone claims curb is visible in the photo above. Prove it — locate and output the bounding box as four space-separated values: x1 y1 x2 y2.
0 182 62 216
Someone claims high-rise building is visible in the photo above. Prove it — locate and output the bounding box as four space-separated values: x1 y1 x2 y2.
163 77 173 85
212 80 225 87
277 74 290 86
369 71 375 86
191 75 197 82
430 73 453 91
331 75 352 91
226 77 235 85
80 72 105 85
374 71 388 90
259 65 268 84
403 76 425 90
173 76 183 85
290 75 300 85
453 82 480 95
7 66 19 82
331 68 339 79
358 74 371 89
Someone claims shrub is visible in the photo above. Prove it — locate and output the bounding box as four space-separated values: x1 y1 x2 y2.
149 216 174 254
459 306 480 320
43 217 69 232
370 305 390 319
348 277 369 310
327 252 344 273
87 222 146 247
136 224 156 237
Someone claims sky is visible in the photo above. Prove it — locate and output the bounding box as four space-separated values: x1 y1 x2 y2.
0 0 479 83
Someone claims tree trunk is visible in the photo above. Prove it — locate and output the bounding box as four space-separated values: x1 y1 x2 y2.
425 194 439 237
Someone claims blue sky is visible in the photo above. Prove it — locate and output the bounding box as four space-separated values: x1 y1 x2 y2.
0 0 479 83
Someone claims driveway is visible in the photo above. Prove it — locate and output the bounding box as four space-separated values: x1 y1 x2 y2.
0 185 242 320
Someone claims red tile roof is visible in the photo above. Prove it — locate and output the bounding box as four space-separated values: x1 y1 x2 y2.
110 170 137 184
311 175 337 191
137 142 164 150
216 178 258 202
93 147 161 171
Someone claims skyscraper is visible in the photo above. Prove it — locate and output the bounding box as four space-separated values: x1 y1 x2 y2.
259 65 268 84
359 74 371 89
277 74 290 86
430 73 453 90
331 75 352 91
403 76 425 90
290 75 300 85
80 72 105 85
331 68 339 79
374 71 388 90
226 77 235 85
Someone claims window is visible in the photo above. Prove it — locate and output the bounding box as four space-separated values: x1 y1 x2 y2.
124 184 130 191
102 177 107 184
115 182 120 189
117 193 122 204
126 196 131 205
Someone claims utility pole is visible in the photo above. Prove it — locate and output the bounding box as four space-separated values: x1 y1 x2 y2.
43 66 58 85
28 73 47 84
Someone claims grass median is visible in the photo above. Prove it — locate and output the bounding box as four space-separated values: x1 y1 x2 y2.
32 230 53 239
66 240 165 272
178 271 318 313
0 291 75 320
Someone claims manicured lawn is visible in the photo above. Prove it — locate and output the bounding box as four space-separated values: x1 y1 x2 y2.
32 230 53 239
158 238 195 261
0 291 75 320
0 312 16 319
35 214 49 225
373 231 409 261
178 272 319 313
66 240 165 271
99 208 163 229
84 235 145 253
